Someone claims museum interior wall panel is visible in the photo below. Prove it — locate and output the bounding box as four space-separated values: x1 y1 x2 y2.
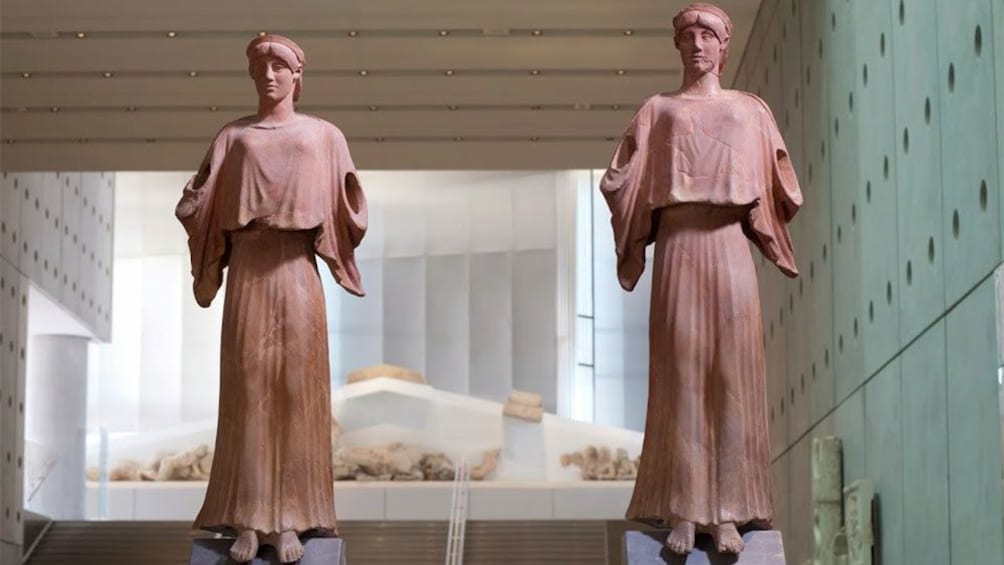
938 0 1002 306
893 0 947 344
899 320 951 565
946 277 1004 564
733 1 1004 562
425 254 471 395
0 170 114 558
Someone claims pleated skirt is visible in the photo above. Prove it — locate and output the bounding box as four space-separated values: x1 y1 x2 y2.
194 225 337 536
626 203 773 531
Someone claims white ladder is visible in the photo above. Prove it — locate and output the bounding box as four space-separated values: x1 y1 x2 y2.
445 456 470 565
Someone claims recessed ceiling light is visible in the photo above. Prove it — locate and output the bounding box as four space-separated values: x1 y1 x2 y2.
347 31 358 37
209 106 218 111
530 69 540 76
439 30 449 37
102 72 114 78
188 71 198 77
530 105 542 110
444 70 455 76
126 106 137 112
453 136 463 142
258 31 267 37
358 70 369 76
530 136 541 142
612 104 621 110
76 32 87 39
623 30 634 36
447 105 458 111
50 107 60 112
4 139 15 145
369 105 378 111
616 69 626 75
77 138 89 143
166 31 177 38
374 136 385 142
532 30 542 36
20 72 31 78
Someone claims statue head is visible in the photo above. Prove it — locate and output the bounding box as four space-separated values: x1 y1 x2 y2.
672 3 733 77
246 34 305 103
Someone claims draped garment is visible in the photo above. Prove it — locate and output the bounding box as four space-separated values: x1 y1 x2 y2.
600 90 802 529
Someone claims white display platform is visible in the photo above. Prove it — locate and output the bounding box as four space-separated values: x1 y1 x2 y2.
85 376 643 521
85 480 635 521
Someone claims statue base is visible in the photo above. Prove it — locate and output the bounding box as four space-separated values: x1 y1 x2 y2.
623 530 785 564
190 537 346 565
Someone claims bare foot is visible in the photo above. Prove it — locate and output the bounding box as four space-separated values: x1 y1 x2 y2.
276 531 304 563
228 529 259 563
665 520 695 554
713 522 744 554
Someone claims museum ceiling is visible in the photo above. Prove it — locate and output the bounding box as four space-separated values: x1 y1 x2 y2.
0 0 759 171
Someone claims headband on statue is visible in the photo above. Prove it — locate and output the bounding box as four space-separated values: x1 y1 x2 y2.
672 3 733 43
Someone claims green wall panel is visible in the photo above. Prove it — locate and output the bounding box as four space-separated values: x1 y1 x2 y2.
864 360 904 565
832 388 865 485
770 456 790 544
900 320 950 565
893 0 947 344
946 275 1004 564
800 0 836 429
827 0 867 402
849 0 902 382
786 435 813 564
938 0 1001 304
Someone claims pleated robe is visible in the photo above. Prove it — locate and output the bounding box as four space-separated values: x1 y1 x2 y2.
176 113 366 535
600 90 802 530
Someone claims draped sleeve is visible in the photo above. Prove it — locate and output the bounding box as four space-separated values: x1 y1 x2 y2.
314 125 368 297
599 98 661 291
742 93 803 278
175 127 231 307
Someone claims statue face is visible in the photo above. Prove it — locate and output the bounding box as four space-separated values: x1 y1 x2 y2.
676 23 723 76
250 55 300 103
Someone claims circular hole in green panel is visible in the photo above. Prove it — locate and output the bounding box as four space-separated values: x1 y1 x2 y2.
831 12 836 30
782 23 787 41
807 65 812 85
818 39 823 59
975 25 982 56
866 181 872 203
884 156 889 179
810 261 815 280
869 301 874 322
809 163 814 183
773 45 778 63
800 374 805 393
903 128 909 153
837 225 842 243
821 141 826 158
886 281 893 304
795 88 800 108
825 348 830 367
924 98 931 124
979 180 988 211
928 237 935 263
899 0 905 24
799 279 804 296
863 64 868 86
780 397 784 414
851 204 857 224
834 117 839 136
906 260 913 285
839 334 844 352
853 317 859 337
948 63 955 92
812 363 817 381
823 244 828 262
880 33 886 56
849 91 854 111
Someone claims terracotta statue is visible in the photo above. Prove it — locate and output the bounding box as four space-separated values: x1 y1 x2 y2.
175 34 366 563
600 3 801 555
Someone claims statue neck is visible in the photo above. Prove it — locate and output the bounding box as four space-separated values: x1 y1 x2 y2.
257 96 296 125
679 70 723 97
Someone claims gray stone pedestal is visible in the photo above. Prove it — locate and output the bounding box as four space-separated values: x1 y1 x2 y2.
624 530 785 564
190 537 346 564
